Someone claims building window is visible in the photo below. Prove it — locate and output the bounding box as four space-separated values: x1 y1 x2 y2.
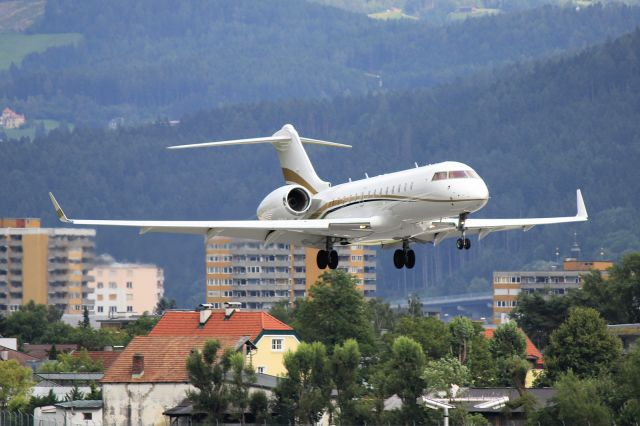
109 306 117 313
97 306 104 313
109 294 117 301
126 293 133 301
126 281 133 289
257 366 266 374
109 282 117 289
97 295 103 301
272 338 283 351
127 306 133 312
97 282 103 289
83 413 92 420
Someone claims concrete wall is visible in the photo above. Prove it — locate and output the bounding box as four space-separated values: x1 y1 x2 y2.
103 383 192 426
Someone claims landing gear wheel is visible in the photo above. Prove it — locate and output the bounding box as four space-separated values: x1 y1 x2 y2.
317 250 329 269
328 250 339 269
456 238 464 250
464 238 471 250
393 249 405 269
405 249 416 269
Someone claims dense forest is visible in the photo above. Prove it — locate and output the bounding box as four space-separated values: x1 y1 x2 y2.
2 1 640 125
2 24 639 305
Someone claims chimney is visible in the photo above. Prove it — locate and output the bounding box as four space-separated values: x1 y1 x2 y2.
224 302 242 319
132 353 144 377
198 303 214 325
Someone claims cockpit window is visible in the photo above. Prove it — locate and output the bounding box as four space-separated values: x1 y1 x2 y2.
448 170 467 179
432 171 448 181
432 170 480 181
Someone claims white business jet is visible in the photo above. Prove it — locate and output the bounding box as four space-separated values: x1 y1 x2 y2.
49 124 587 270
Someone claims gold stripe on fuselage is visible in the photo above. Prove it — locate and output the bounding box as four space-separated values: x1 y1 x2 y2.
307 194 484 219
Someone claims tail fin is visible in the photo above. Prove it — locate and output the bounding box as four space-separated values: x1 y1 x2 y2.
168 124 350 194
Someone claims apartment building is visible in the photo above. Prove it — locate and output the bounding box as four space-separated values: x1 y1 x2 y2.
88 255 164 316
205 237 376 310
492 258 613 324
0 218 95 315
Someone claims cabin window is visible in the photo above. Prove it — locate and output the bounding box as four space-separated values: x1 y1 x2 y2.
404 183 407 192
385 187 389 195
410 182 414 190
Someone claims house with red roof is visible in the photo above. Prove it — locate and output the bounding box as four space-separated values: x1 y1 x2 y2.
148 304 300 377
101 335 256 425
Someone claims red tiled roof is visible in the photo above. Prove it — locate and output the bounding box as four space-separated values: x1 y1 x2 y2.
0 345 40 366
484 328 544 367
148 311 293 341
101 335 242 383
73 351 121 370
22 344 79 361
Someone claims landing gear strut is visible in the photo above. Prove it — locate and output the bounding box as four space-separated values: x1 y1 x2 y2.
316 238 339 270
456 212 471 250
393 240 415 269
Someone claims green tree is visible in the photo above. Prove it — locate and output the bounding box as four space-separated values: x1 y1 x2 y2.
512 292 572 350
25 389 58 415
249 390 270 424
65 386 85 402
294 271 375 355
154 297 177 316
533 371 612 425
268 300 295 325
47 344 59 360
331 339 362 425
0 360 34 410
449 316 476 364
273 341 332 425
489 322 526 359
226 351 256 425
422 356 470 396
125 313 159 338
386 336 427 421
394 315 452 360
544 307 622 381
368 298 397 335
0 301 64 344
186 339 231 422
85 382 102 400
81 306 91 328
466 331 496 386
39 348 104 373
407 293 423 318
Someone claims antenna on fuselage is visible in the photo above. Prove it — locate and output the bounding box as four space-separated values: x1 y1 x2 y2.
414 162 419 168
365 173 369 178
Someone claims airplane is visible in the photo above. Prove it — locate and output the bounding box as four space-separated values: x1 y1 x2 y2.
49 124 588 270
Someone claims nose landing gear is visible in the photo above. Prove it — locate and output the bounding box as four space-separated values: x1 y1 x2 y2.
393 240 416 269
456 237 471 250
316 238 339 270
456 212 471 250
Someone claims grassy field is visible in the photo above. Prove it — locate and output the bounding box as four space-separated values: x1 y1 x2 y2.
0 33 82 70
2 119 69 140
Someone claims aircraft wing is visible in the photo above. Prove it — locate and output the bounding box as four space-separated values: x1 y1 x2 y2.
48 193 373 241
413 189 588 244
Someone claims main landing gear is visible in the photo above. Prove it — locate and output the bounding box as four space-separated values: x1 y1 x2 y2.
393 241 415 269
316 238 339 270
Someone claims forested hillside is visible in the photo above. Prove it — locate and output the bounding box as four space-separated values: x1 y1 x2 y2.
2 27 639 305
1 1 640 126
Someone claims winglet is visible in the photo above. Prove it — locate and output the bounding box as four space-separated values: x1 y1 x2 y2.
576 189 588 219
48 192 71 223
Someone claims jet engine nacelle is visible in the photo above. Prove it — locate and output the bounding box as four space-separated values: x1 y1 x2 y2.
257 184 313 220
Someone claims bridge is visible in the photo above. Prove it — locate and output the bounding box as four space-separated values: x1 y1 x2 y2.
390 292 493 323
